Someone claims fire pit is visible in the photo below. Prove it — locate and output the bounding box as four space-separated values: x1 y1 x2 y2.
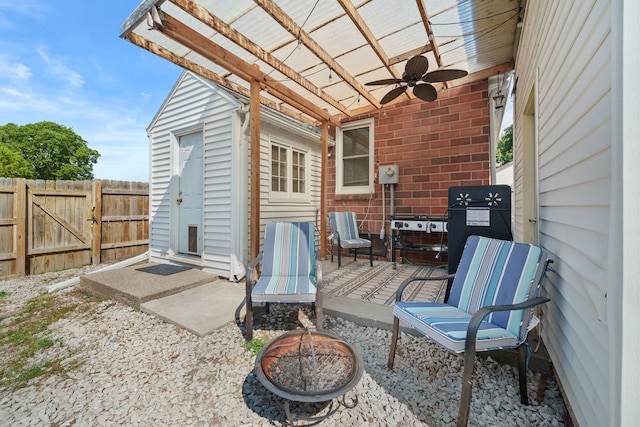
254 328 364 424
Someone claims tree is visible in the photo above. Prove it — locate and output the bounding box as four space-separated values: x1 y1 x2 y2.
496 124 513 165
0 121 100 180
0 143 34 178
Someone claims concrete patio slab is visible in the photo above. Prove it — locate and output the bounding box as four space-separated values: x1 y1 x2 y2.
140 280 245 336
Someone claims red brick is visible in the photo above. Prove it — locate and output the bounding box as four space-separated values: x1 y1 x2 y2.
450 172 471 180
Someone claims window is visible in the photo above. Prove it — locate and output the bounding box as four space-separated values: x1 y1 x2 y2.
336 118 374 195
270 142 308 200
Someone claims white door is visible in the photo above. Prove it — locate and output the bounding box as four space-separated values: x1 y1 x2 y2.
177 132 203 255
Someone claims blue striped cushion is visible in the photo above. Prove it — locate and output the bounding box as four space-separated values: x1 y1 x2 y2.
393 302 520 353
447 236 542 338
329 212 371 248
252 222 317 303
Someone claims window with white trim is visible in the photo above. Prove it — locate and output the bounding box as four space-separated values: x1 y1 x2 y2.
270 142 308 200
336 118 374 195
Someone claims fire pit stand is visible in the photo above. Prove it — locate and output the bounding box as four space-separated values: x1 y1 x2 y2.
254 328 364 425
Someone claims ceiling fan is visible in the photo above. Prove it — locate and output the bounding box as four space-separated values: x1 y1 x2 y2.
365 55 468 104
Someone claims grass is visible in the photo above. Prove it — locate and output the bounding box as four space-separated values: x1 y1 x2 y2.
243 338 268 355
0 290 103 390
0 290 10 298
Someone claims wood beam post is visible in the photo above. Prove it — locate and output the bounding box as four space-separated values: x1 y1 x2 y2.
92 180 102 265
250 73 261 262
320 119 329 259
15 178 26 275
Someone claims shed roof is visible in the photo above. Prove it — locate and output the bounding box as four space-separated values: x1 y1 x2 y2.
121 0 521 125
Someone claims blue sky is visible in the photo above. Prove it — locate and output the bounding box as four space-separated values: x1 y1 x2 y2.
0 1 181 182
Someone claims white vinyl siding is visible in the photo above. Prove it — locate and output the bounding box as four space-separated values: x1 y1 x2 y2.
147 72 240 277
149 71 323 276
258 120 322 249
513 1 612 425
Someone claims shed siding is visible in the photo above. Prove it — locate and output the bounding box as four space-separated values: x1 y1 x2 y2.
514 1 611 425
256 121 323 249
148 72 239 276
149 71 324 275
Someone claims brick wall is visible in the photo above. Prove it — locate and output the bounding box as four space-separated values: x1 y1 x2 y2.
327 80 490 264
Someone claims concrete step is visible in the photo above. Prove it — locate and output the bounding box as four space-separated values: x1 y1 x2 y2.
79 262 217 310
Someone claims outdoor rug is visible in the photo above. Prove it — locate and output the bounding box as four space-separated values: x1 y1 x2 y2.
322 260 448 306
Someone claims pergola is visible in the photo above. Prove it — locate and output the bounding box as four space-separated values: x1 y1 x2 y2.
120 0 521 259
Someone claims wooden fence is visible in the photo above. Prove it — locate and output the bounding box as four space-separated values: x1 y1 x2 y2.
0 178 148 277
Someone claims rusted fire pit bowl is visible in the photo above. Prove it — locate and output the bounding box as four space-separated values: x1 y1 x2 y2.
254 328 364 403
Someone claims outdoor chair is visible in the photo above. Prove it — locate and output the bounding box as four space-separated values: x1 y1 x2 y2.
387 235 552 427
328 212 373 268
245 222 323 341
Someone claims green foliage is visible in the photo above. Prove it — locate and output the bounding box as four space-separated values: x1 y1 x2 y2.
0 290 11 298
0 143 34 178
496 124 513 165
243 338 268 355
0 121 100 180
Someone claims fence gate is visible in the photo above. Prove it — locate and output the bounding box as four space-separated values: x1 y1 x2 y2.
0 178 149 277
27 181 94 274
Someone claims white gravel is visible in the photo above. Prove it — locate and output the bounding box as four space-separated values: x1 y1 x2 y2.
0 267 567 426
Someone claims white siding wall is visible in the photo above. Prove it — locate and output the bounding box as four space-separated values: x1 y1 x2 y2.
148 72 324 276
148 72 240 277
255 121 323 250
514 1 612 425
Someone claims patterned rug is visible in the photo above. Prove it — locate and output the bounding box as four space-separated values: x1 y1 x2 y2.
322 260 448 306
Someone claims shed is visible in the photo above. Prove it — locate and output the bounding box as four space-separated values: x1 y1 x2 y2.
147 70 325 280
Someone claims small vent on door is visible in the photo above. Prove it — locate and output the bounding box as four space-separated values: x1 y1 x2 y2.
188 225 198 253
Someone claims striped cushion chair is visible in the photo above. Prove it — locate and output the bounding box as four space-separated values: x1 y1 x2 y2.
328 212 373 268
245 222 323 341
387 235 551 427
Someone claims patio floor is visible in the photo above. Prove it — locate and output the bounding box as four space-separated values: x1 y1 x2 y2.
321 258 447 306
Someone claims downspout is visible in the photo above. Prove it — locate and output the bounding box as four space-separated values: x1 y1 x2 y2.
229 104 250 282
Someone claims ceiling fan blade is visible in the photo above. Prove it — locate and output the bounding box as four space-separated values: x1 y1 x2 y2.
365 78 405 86
405 55 429 79
380 86 408 104
423 69 468 83
413 84 438 102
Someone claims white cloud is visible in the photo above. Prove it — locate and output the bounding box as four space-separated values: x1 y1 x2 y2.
36 47 84 88
0 55 32 81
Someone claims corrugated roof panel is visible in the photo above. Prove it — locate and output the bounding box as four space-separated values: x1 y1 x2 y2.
198 0 256 23
336 44 385 77
270 43 324 73
231 7 294 53
274 0 345 33
432 0 519 73
358 0 422 40
310 15 368 58
377 22 430 58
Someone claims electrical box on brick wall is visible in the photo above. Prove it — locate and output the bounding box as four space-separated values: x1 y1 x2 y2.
378 165 399 184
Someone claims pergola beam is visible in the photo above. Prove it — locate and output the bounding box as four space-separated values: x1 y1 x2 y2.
170 0 351 117
157 12 333 124
125 32 318 127
337 0 412 101
416 0 443 69
253 0 381 109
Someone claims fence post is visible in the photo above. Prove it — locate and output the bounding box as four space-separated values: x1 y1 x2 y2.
15 178 26 275
92 180 102 265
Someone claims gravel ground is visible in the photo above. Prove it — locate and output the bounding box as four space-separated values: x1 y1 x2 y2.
0 267 568 426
